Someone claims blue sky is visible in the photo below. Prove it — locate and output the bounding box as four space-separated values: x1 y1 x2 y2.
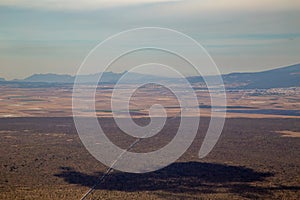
0 0 299 80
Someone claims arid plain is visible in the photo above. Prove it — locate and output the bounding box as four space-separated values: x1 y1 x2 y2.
0 84 299 199
0 84 299 118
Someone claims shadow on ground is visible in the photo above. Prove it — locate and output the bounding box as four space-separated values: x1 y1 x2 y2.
54 162 299 199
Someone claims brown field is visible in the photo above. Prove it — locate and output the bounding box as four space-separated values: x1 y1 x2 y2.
0 117 299 200
0 85 299 118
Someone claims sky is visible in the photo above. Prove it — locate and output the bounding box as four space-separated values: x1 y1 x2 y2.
0 0 300 80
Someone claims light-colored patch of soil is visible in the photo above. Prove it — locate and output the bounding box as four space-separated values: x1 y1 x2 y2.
276 130 300 138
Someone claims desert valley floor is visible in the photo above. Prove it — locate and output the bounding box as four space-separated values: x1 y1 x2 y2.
0 84 299 199
0 117 299 199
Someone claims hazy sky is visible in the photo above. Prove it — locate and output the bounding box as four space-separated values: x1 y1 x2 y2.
0 0 300 80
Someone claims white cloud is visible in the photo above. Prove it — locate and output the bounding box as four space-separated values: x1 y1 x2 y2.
158 0 300 14
0 0 299 12
0 0 181 10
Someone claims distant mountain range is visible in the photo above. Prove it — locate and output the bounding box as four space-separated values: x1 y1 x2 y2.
22 73 74 83
222 63 300 89
186 63 300 89
0 63 299 89
14 71 175 84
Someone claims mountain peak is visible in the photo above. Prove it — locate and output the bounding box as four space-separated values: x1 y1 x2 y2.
23 73 74 83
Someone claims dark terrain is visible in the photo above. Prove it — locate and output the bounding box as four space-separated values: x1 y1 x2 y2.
0 117 299 199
